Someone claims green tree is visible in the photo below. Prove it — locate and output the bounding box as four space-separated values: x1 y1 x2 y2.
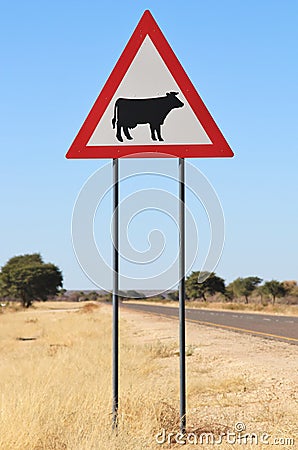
185 271 225 301
167 290 179 301
228 277 262 303
0 276 5 299
261 280 286 305
224 284 235 301
0 253 63 308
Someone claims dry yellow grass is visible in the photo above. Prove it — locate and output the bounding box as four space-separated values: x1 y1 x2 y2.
0 301 297 449
0 303 177 449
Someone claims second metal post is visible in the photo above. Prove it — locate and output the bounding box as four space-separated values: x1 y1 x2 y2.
112 158 119 428
179 157 186 433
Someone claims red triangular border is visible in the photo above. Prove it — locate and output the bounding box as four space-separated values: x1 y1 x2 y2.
66 10 233 159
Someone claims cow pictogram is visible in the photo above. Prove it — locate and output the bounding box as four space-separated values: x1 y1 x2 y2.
112 92 184 142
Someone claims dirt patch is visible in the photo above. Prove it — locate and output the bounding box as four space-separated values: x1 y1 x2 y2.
77 302 101 314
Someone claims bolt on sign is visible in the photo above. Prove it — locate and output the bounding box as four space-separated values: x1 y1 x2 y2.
66 10 233 159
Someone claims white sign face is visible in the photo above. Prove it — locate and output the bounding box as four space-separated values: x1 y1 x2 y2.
87 36 211 146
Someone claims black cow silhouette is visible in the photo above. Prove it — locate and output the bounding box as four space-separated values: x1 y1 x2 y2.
111 92 184 142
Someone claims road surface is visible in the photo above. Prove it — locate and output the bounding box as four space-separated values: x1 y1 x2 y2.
121 302 298 344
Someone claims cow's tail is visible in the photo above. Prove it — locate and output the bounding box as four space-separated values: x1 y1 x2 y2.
112 100 119 129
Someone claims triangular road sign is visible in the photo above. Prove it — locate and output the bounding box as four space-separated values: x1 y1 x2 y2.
66 10 233 159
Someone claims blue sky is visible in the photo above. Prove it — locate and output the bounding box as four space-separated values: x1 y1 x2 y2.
1 1 297 290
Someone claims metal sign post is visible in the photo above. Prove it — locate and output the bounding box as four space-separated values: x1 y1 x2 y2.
179 158 186 434
112 158 119 428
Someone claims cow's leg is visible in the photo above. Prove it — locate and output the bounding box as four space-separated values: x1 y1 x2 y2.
116 124 123 142
123 127 133 140
156 125 164 142
150 124 157 141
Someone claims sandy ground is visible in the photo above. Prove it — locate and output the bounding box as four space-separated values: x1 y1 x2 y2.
118 304 298 442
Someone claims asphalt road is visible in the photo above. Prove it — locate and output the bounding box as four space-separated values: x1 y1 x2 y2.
121 302 298 344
